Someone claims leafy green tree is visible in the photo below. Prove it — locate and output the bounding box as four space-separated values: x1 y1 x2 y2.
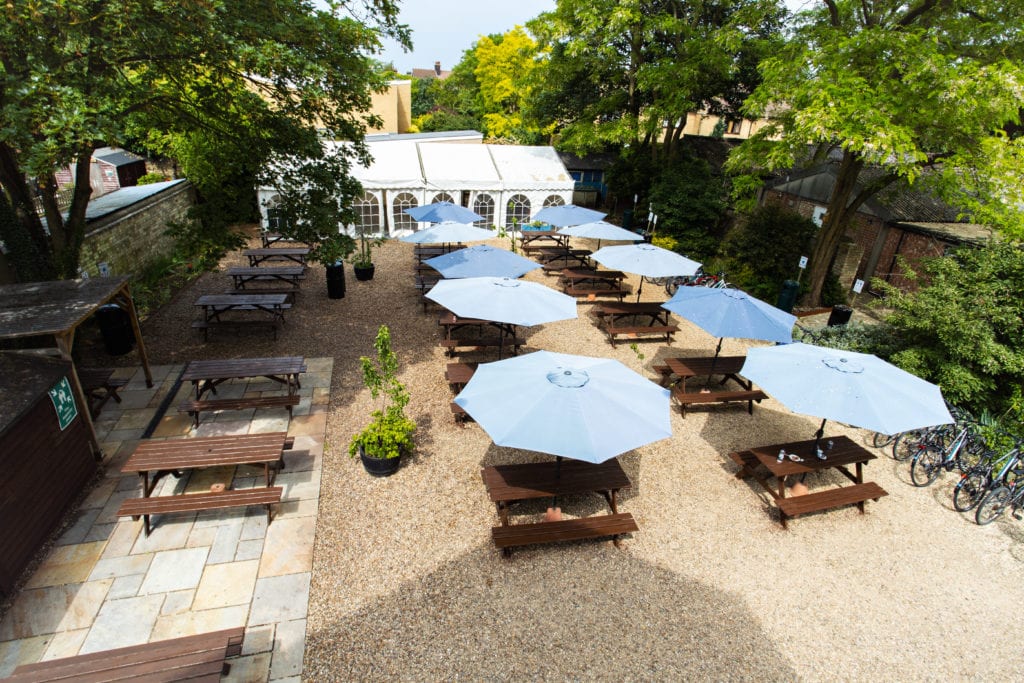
648 154 729 260
874 242 1024 418
473 27 545 142
728 0 1024 305
0 0 409 281
719 204 818 301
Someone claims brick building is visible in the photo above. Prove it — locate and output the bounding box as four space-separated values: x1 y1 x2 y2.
762 164 994 293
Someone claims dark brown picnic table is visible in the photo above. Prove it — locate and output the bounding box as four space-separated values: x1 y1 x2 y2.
226 265 305 290
664 356 750 391
242 247 310 267
181 356 305 400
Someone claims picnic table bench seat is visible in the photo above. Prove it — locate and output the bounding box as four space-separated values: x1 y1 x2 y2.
671 385 767 416
178 394 300 428
5 627 246 682
563 283 630 301
491 513 638 551
604 324 679 346
774 482 888 519
77 367 128 418
439 336 525 357
117 487 284 536
223 287 297 302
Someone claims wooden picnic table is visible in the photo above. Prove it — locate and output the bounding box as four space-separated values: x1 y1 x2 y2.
121 432 290 496
561 267 625 287
437 312 523 358
526 246 592 268
481 459 638 556
594 301 670 326
226 265 305 290
445 361 477 390
193 293 290 340
519 229 567 248
181 356 305 400
243 246 310 267
663 356 750 391
729 435 888 528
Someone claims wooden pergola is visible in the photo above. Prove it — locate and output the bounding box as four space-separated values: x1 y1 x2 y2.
0 276 153 458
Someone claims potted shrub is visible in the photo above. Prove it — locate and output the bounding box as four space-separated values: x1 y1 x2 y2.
351 226 384 281
349 325 415 476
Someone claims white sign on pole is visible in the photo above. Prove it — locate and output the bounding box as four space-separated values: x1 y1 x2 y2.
798 256 808 269
98 262 110 277
852 279 865 294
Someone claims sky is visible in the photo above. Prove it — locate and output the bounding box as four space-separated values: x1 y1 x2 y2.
377 0 558 74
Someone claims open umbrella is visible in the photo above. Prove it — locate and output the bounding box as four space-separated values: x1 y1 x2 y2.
591 243 701 300
405 201 483 224
398 221 495 244
454 350 671 463
425 244 540 279
661 287 796 387
741 342 954 453
533 204 607 227
558 220 643 249
426 277 577 327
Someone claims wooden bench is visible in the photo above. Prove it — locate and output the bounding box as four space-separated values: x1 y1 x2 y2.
77 367 128 418
605 324 679 347
563 283 630 301
774 482 888 523
6 627 245 682
491 513 638 555
451 402 471 424
671 386 767 416
117 487 283 536
438 336 525 357
178 394 300 428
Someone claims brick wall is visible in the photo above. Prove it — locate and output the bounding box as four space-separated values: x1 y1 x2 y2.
78 181 195 278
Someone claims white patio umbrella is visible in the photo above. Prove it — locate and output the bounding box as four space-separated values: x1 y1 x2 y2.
426 277 577 327
591 243 701 300
558 220 643 248
398 221 495 244
405 201 484 224
424 244 541 279
533 204 607 227
454 350 672 463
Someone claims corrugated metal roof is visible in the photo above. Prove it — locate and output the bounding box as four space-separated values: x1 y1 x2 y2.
892 221 995 245
92 147 146 168
83 180 187 221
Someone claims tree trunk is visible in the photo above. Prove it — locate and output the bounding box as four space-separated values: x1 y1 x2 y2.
0 142 58 281
805 152 864 304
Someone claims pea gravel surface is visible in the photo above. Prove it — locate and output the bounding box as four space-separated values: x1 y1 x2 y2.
135 229 1024 681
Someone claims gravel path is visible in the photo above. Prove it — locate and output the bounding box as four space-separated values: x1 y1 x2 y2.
135 229 1024 681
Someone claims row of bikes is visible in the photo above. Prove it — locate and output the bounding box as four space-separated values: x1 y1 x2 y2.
873 408 1024 525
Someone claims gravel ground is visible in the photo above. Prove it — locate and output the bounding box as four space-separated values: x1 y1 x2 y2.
132 228 1024 681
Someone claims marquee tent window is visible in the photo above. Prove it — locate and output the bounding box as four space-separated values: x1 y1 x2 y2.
543 195 566 208
393 193 419 233
506 194 531 227
473 194 495 227
431 192 456 205
354 192 380 232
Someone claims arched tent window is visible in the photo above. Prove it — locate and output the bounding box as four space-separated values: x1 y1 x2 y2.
542 195 566 208
505 194 531 227
473 194 495 227
353 192 380 234
392 193 419 233
263 196 288 232
431 192 455 205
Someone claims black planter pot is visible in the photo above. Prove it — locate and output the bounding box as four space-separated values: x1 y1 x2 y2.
353 264 375 281
326 262 346 299
358 445 401 477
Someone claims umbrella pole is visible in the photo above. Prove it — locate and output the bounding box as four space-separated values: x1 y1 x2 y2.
813 418 827 455
703 338 724 391
636 277 644 303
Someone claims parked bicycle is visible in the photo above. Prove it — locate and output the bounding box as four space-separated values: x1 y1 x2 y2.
891 404 968 462
653 268 729 296
974 449 1024 525
909 417 986 487
953 438 1022 513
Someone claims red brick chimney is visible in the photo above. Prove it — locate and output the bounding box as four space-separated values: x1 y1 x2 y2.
434 61 441 76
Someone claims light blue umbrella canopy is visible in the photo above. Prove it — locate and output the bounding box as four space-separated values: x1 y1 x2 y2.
533 204 607 227
405 201 484 224
425 244 541 279
398 221 495 244
661 287 796 345
454 351 672 463
426 277 577 327
741 342 954 436
591 243 701 279
558 221 643 242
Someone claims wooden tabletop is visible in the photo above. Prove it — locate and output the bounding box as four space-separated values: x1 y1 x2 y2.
562 267 624 281
122 432 289 474
481 459 631 503
181 356 305 382
445 362 477 385
665 356 746 378
194 294 289 307
596 302 666 315
242 248 310 256
742 435 876 478
225 266 305 277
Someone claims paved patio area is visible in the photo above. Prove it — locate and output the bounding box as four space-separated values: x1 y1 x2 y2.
0 359 332 682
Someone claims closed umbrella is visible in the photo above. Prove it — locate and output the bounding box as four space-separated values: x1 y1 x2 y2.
425 244 540 279
399 221 495 244
591 243 701 300
533 204 607 227
741 342 954 454
454 350 671 463
426 277 577 328
405 201 483 224
661 287 796 387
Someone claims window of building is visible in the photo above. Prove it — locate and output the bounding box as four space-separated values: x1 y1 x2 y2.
728 119 743 135
353 192 380 234
542 195 565 208
393 193 419 233
473 194 495 227
431 192 455 205
505 194 531 227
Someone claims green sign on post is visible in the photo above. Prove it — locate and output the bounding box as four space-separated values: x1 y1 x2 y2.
48 376 79 431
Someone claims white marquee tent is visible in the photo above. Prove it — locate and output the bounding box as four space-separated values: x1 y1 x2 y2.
258 138 575 236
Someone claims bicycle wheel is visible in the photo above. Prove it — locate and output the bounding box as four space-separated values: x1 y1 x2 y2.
664 279 679 296
975 486 1011 525
873 432 897 448
953 469 990 512
910 446 943 486
892 430 926 461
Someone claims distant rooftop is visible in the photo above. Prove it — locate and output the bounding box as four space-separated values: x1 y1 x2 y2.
410 61 451 80
83 179 187 222
364 130 483 143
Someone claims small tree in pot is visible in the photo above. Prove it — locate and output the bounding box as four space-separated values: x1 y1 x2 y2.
350 224 384 280
349 325 416 476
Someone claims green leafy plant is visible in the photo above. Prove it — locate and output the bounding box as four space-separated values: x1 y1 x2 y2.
350 228 384 268
314 234 357 267
628 342 646 372
349 325 416 460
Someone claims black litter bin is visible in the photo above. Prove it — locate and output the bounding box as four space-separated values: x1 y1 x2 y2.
776 279 800 313
326 262 346 299
622 209 633 231
827 304 853 326
95 304 134 356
